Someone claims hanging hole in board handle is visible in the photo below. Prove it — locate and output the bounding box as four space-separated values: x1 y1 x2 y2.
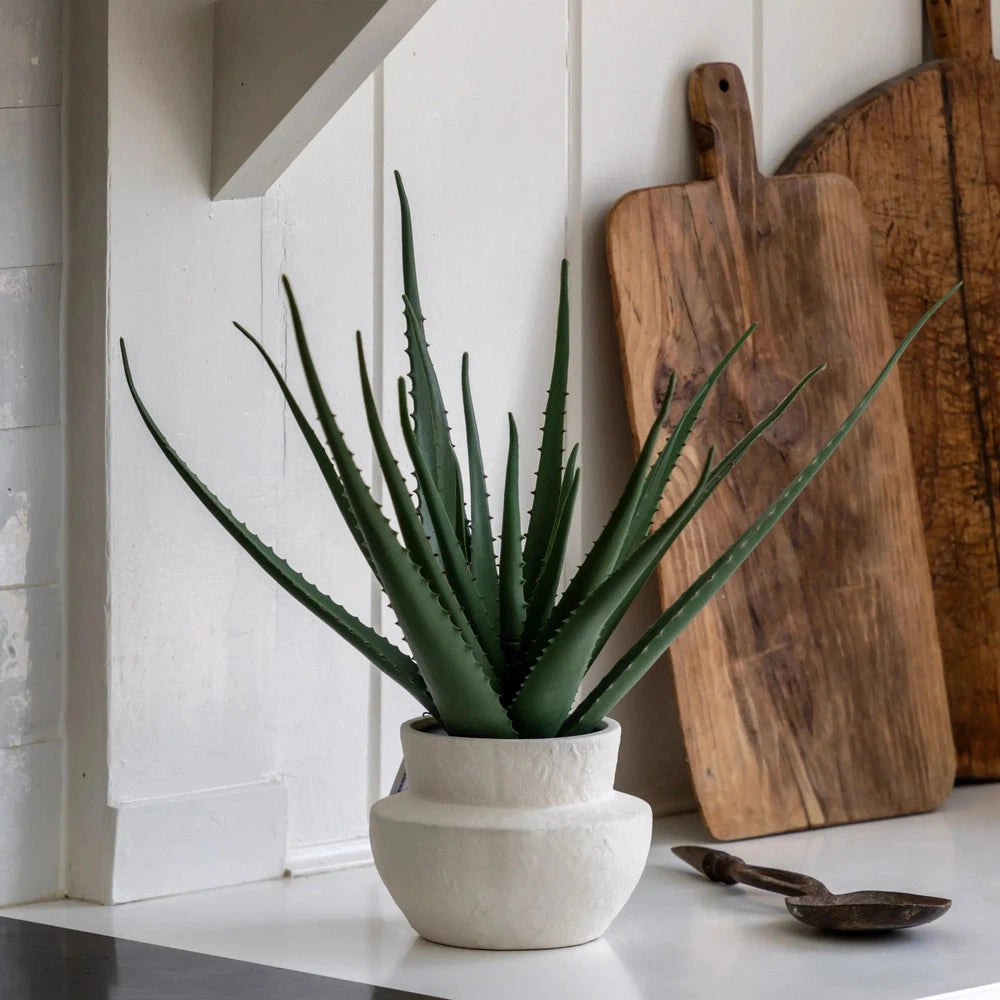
718 78 730 92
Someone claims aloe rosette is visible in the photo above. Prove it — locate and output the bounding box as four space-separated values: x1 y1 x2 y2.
121 173 957 739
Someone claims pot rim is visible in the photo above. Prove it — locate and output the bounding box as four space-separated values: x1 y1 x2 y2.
403 715 617 746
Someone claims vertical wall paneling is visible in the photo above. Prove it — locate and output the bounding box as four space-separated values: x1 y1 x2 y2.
0 0 63 905
268 79 379 865
103 0 285 901
107 0 274 802
368 63 387 811
64 0 112 905
564 0 584 573
579 0 754 814
377 0 570 787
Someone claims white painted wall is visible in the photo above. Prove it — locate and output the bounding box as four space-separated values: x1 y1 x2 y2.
47 0 933 904
0 0 63 906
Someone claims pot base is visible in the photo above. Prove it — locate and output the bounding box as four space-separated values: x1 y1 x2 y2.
372 793 651 950
369 718 652 951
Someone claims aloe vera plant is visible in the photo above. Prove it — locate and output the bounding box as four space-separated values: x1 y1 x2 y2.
121 174 957 740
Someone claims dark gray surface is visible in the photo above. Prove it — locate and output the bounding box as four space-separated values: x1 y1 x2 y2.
0 916 442 999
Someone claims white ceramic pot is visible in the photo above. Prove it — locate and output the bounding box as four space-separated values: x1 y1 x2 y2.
369 717 652 950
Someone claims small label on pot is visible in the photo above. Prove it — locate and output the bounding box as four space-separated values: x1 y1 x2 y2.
390 759 408 795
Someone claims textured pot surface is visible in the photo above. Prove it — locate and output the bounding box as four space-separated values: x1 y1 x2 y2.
370 718 652 950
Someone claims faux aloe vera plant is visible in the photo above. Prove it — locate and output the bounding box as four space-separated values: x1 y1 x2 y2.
121 175 955 741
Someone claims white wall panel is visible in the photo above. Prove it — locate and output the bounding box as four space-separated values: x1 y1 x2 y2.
268 79 378 855
0 264 61 430
378 0 569 787
107 0 277 804
579 0 754 814
760 0 923 171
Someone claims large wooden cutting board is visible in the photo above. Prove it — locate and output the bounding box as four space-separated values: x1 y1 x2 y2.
780 0 1000 779
606 63 956 840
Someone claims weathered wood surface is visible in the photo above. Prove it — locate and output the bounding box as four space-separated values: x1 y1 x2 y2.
780 0 1000 778
607 63 956 840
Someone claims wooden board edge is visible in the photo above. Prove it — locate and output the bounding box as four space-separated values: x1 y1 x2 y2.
776 61 949 174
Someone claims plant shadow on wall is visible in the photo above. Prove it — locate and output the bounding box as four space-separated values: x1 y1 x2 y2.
119 174 958 742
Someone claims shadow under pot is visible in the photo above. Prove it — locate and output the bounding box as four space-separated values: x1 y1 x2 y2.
369 716 652 950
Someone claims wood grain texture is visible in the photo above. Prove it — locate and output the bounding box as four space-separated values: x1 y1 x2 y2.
780 0 1000 778
607 63 956 840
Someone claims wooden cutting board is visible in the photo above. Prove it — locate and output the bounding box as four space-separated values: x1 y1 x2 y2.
780 0 1000 779
606 63 956 840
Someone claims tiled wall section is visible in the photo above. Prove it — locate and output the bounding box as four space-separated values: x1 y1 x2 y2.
0 0 63 905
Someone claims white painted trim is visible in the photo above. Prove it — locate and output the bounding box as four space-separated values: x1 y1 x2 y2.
284 836 373 877
211 0 436 199
108 780 287 904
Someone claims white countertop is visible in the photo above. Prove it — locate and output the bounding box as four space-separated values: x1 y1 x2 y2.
6 784 1000 1000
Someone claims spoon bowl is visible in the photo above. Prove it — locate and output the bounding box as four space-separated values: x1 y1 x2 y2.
785 890 951 932
673 845 951 933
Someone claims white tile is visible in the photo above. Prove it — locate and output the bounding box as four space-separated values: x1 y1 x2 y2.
0 106 61 268
0 739 61 904
0 264 61 429
0 424 61 587
0 0 62 108
0 584 62 747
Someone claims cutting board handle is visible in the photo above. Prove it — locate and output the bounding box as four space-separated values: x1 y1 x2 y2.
688 63 761 207
927 0 994 62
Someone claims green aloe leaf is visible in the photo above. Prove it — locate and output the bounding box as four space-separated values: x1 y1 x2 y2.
566 366 825 685
560 283 961 736
540 373 676 645
462 353 500 628
499 413 526 660
521 260 570 600
395 172 468 558
619 323 757 561
120 339 434 713
355 334 501 683
520 444 581 654
284 278 514 737
703 364 825 494
397 376 507 676
231 321 378 581
526 323 755 663
563 365 825 687
509 449 716 737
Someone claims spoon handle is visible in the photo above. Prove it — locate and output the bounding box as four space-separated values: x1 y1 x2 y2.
678 847 828 897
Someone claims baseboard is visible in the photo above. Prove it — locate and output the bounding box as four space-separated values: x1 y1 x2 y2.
284 836 373 877
109 780 288 903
